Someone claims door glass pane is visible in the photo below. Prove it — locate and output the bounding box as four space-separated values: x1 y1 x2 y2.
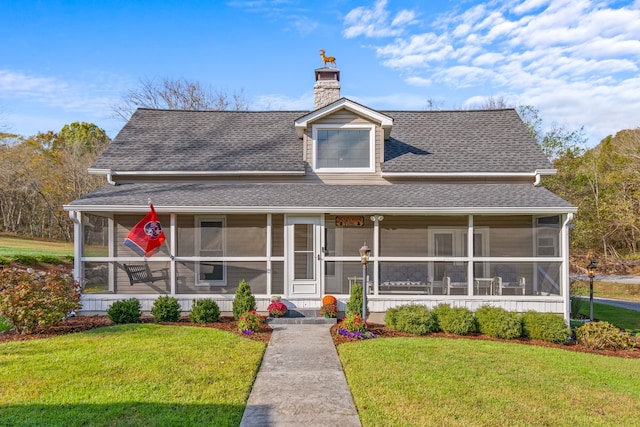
294 224 314 280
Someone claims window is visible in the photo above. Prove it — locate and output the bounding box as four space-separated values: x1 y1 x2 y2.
195 217 226 286
313 124 375 172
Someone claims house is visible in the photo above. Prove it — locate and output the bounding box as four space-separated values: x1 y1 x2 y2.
64 66 576 320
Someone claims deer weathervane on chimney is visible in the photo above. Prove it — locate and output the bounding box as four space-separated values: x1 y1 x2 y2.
319 49 336 68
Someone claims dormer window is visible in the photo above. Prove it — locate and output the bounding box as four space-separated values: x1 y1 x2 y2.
312 124 375 172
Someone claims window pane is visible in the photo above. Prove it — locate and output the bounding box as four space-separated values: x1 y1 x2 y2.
317 129 370 168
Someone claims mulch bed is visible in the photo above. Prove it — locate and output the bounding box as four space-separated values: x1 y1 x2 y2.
2 316 637 359
330 323 640 359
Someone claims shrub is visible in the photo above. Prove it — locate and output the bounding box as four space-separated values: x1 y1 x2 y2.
12 255 38 266
434 304 476 335
237 310 263 334
384 306 400 330
232 280 256 320
267 301 288 317
0 315 13 333
151 296 181 322
107 298 142 324
37 255 63 265
319 303 338 318
575 321 638 351
190 299 220 323
337 313 374 339
0 269 81 334
522 311 571 344
386 304 438 335
346 283 368 317
475 305 522 339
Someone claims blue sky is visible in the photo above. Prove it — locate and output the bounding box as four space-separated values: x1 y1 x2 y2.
2 0 639 147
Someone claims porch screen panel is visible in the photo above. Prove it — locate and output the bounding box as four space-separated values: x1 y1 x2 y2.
176 261 268 294
474 216 535 257
115 261 170 294
379 216 428 257
225 215 266 257
114 214 171 257
294 224 315 280
271 261 285 294
82 261 109 293
82 213 109 257
324 261 364 295
324 215 373 257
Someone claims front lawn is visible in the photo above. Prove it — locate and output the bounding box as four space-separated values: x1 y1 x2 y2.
0 324 266 427
339 337 640 427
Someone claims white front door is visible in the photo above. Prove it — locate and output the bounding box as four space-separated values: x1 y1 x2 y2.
286 216 322 297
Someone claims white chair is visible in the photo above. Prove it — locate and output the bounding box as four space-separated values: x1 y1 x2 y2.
494 265 526 295
443 265 467 295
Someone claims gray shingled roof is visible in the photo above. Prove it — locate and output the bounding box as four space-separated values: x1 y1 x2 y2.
92 109 306 172
93 107 551 174
382 110 551 173
66 182 574 212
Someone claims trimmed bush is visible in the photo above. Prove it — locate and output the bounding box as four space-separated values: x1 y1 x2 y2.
475 305 522 339
575 321 638 351
0 269 81 334
522 311 571 344
346 283 368 317
385 304 438 335
232 280 256 320
107 298 142 324
151 296 181 322
433 304 476 335
384 306 400 330
189 299 220 323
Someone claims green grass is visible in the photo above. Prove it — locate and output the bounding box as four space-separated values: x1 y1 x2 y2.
339 337 640 427
574 301 640 333
0 233 73 259
0 324 266 427
572 280 640 302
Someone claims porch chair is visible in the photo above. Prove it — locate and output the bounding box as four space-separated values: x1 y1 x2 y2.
123 263 169 286
443 265 467 295
494 265 526 295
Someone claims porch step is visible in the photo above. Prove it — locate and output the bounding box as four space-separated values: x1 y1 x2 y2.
266 309 337 325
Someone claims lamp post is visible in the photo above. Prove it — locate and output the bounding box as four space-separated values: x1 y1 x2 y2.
359 242 371 319
587 261 597 321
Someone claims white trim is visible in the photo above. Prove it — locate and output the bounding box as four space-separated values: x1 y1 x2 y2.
382 169 557 179
295 98 393 139
65 205 577 215
88 168 304 177
312 124 376 173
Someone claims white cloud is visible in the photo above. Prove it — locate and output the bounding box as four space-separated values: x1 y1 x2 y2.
343 0 418 38
342 0 640 145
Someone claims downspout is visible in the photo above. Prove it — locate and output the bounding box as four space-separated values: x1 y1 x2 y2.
107 172 116 185
562 213 574 323
534 172 541 186
68 211 82 284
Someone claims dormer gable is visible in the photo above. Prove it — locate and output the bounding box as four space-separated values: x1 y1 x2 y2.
294 98 394 139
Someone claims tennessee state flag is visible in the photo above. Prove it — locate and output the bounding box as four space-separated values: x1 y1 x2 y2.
123 204 166 257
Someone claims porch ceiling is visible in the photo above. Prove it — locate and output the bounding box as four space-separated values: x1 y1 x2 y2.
65 182 576 214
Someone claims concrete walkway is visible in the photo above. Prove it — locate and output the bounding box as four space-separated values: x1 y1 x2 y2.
240 323 361 427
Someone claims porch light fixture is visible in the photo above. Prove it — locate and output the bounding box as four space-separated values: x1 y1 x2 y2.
587 261 597 321
359 242 371 319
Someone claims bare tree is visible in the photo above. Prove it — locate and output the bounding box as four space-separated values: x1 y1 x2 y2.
112 77 249 121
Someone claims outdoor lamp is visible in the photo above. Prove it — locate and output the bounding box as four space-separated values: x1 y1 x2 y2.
359 242 371 319
587 261 597 321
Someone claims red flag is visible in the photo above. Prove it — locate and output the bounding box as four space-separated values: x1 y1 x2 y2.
123 204 166 257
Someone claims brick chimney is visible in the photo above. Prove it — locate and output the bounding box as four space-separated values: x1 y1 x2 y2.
314 68 340 109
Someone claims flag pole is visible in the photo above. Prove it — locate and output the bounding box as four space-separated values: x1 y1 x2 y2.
149 198 174 260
